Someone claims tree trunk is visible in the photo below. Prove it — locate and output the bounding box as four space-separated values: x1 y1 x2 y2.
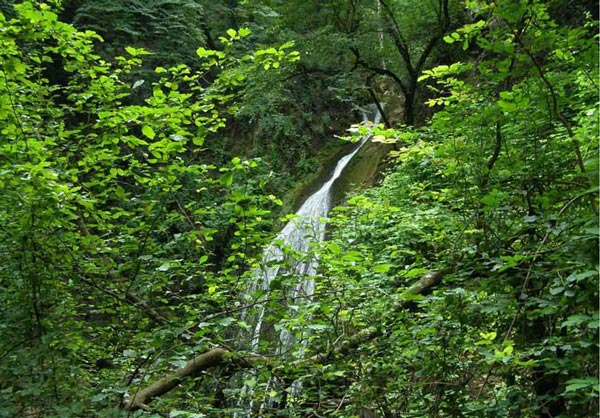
403 86 416 125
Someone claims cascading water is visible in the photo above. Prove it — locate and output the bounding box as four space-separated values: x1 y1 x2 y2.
237 110 381 415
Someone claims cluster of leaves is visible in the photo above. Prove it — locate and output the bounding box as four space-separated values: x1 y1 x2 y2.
0 0 597 417
0 2 297 416
273 1 598 417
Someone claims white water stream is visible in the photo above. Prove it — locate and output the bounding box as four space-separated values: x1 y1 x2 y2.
237 110 380 414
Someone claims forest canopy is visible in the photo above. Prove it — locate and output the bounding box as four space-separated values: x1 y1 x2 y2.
0 1 598 417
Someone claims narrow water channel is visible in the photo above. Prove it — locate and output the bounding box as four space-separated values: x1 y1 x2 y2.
235 110 381 415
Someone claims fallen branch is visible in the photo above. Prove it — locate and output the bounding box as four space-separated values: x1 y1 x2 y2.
121 271 445 412
124 348 229 411
398 270 444 300
312 270 445 362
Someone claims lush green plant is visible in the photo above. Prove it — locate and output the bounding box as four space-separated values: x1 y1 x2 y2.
0 2 297 416
71 0 208 68
292 1 598 416
0 0 597 417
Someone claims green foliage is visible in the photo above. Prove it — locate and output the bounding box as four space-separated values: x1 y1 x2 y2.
0 1 597 417
217 1 369 181
292 1 598 416
72 0 208 67
0 2 291 416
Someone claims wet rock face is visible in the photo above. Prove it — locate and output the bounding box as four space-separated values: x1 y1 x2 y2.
284 110 389 218
288 139 390 215
330 140 392 206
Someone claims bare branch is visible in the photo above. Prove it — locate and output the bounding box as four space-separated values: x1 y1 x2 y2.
350 46 407 93
124 348 229 411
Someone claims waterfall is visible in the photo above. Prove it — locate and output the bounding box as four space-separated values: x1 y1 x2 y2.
237 110 380 414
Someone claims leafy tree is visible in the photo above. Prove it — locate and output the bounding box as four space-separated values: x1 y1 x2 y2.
0 0 597 417
0 2 295 416
347 0 457 125
299 0 598 416
228 0 368 179
68 0 208 67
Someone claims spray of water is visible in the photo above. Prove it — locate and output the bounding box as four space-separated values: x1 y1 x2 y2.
236 110 381 415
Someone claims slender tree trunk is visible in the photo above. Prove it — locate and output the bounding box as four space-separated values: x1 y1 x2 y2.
377 0 386 69
403 87 415 125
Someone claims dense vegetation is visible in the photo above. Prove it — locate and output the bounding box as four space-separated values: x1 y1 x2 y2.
0 1 597 417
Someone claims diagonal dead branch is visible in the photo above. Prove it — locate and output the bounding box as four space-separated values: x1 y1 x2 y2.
121 271 445 412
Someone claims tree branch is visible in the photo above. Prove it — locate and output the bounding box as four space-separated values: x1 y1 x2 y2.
350 46 407 94
120 271 445 412
414 0 450 73
487 121 502 172
123 348 230 411
378 0 415 77
367 76 392 128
